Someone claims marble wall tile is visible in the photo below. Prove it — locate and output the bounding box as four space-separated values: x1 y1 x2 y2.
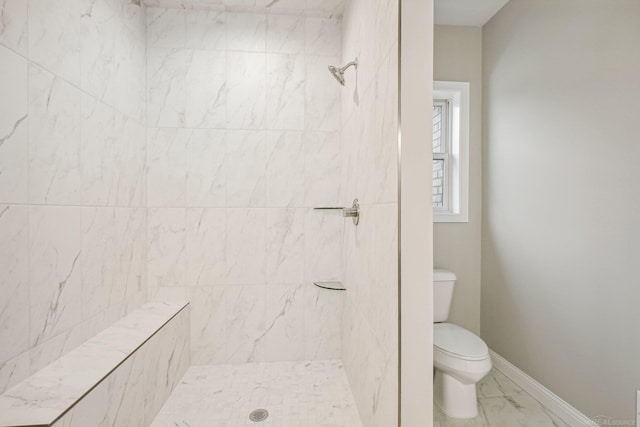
147 7 185 49
0 352 29 394
354 86 377 204
0 45 28 204
188 286 228 365
306 0 346 18
375 0 399 67
304 209 343 283
185 50 226 128
113 112 147 207
81 207 118 319
81 95 117 206
29 206 83 347
266 53 305 130
226 51 266 129
0 0 27 54
340 112 361 205
28 65 82 205
28 0 81 86
266 14 304 54
148 208 186 293
225 285 267 363
0 206 29 363
226 130 266 207
305 18 342 56
144 8 347 366
369 204 398 353
186 9 226 50
186 129 226 207
186 208 226 286
226 209 266 285
263 283 305 361
304 285 343 360
266 131 305 207
115 208 147 312
227 12 266 52
80 0 117 104
340 1 399 424
147 48 186 127
305 55 341 131
29 321 86 374
372 44 399 204
304 131 341 206
0 0 150 398
115 2 146 123
266 208 304 284
147 128 187 207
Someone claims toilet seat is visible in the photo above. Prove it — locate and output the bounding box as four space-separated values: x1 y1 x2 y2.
434 323 489 361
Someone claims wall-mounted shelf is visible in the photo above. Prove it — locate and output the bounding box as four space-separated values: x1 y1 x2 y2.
314 199 360 225
314 281 346 291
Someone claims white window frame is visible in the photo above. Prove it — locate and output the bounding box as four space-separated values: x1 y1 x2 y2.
433 81 470 223
432 100 451 213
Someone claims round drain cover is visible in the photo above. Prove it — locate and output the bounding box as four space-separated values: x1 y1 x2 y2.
249 409 269 422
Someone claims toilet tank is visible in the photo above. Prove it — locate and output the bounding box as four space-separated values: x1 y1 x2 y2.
434 269 456 322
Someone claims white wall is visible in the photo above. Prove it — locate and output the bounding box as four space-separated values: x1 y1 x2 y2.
0 0 148 393
339 0 399 425
482 0 640 422
433 25 483 335
145 7 346 364
400 1 434 425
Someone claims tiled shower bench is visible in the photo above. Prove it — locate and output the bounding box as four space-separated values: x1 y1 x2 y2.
0 302 190 427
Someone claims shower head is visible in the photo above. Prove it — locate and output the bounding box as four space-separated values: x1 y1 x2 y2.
328 59 358 87
328 65 345 85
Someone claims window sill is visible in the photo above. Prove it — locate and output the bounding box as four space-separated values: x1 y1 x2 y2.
433 212 469 223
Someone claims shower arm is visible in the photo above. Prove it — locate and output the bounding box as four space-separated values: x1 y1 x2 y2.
340 60 358 73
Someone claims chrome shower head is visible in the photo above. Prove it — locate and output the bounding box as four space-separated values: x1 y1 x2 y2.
328 59 358 87
328 65 346 86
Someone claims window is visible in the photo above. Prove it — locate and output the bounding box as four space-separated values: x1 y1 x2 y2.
432 81 469 222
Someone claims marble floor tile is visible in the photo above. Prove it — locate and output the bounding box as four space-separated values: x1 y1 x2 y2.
435 369 570 427
151 360 363 427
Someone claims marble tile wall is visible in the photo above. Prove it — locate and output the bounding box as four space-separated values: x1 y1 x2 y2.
0 0 148 394
145 7 345 364
339 0 400 426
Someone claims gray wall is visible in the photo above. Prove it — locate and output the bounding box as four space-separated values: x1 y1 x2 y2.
482 0 640 422
433 25 483 335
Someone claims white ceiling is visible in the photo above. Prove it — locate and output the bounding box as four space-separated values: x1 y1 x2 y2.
434 0 510 26
143 0 347 18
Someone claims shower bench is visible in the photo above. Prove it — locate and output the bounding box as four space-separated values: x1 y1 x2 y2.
0 301 190 427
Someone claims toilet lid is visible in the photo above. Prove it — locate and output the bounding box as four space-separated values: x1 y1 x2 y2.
434 323 489 361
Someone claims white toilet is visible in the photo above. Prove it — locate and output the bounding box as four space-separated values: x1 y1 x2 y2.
433 269 491 418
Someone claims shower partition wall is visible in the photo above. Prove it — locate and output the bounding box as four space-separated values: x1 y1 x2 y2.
340 0 400 426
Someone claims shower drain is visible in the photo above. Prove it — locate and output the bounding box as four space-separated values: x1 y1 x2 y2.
249 408 269 422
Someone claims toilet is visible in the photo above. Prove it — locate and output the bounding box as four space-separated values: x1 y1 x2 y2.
433 269 491 418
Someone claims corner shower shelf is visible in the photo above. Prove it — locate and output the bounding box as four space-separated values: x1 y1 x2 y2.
314 281 346 291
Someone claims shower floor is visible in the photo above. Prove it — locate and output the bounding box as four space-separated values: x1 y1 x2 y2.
151 360 363 427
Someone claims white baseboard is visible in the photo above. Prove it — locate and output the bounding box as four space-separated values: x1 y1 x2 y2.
489 350 595 427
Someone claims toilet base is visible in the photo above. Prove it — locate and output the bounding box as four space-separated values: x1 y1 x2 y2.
434 370 479 419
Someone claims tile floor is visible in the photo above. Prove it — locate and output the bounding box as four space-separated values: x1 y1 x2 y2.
151 360 363 427
434 368 570 427
153 361 568 427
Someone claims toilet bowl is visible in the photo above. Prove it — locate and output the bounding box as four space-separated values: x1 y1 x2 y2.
433 322 491 418
433 270 491 418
